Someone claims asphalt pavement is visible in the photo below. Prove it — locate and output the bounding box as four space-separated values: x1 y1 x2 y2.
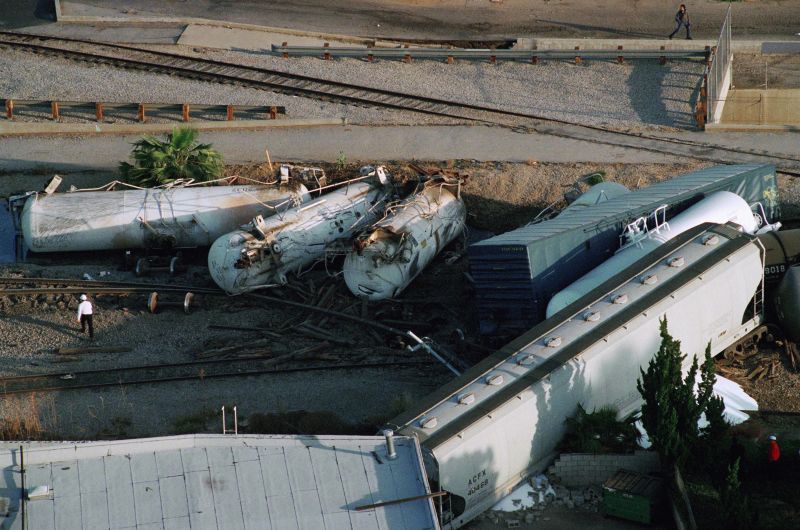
3 124 800 174
0 0 55 29
0 125 674 173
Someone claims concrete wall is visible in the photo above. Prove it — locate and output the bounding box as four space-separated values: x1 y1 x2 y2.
551 451 660 487
721 89 800 125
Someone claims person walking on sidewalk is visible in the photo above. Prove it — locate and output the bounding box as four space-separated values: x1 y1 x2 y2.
77 293 94 339
669 4 692 40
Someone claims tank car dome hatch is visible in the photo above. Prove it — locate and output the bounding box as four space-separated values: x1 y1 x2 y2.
208 167 395 294
343 176 466 300
560 181 630 216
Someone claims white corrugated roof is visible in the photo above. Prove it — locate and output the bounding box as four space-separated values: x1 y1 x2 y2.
0 434 438 530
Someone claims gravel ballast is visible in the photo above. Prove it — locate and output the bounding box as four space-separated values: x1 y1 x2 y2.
0 44 705 130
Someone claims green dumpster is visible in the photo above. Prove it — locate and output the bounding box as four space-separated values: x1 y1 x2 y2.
602 469 664 524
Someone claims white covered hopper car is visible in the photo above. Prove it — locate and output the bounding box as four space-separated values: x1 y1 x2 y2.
392 223 766 528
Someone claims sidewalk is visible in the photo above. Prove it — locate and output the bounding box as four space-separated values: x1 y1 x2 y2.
47 0 798 54
0 118 345 137
53 0 800 41
3 124 799 173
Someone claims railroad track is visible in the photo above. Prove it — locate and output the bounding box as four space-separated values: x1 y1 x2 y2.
3 31 800 173
0 357 433 395
0 277 224 296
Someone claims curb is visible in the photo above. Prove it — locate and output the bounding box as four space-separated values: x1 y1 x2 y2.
705 123 800 132
516 38 772 55
0 117 347 137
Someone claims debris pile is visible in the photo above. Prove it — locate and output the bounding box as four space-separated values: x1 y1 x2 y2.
488 472 603 525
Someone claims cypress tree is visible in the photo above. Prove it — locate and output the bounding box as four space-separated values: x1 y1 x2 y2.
637 318 713 470
720 459 755 529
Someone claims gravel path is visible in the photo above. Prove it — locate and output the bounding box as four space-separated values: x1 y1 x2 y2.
0 44 705 130
0 261 453 438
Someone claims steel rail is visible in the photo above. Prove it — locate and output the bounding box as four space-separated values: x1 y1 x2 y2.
0 287 202 296
0 277 224 295
2 32 800 172
0 359 433 395
271 44 710 60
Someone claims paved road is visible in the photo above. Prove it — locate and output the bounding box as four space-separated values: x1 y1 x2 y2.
0 0 55 29
55 0 800 40
0 125 683 174
2 124 799 175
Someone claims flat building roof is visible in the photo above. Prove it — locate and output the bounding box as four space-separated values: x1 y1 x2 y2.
0 434 438 530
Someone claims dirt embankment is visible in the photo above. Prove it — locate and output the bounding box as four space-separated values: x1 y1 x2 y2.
733 54 800 90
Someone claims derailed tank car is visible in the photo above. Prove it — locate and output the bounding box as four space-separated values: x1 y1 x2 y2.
546 191 761 317
343 176 466 300
470 164 780 334
21 183 309 252
208 167 394 294
393 223 766 528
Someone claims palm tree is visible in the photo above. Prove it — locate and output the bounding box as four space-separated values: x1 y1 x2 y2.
119 127 224 187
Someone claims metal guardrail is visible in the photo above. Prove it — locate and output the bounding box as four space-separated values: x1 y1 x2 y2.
706 6 732 124
3 99 286 122
271 43 710 63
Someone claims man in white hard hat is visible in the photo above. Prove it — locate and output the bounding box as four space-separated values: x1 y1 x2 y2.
77 294 94 339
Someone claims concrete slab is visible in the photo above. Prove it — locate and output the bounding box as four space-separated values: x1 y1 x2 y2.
178 24 367 51
719 88 800 126
706 123 800 132
516 38 779 55
133 480 163 525
54 494 82 529
58 1 374 46
12 22 185 45
104 456 136 529
763 42 800 54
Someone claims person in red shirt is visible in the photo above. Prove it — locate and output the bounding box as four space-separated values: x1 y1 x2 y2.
767 434 781 464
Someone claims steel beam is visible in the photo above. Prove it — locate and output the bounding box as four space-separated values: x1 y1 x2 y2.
270 45 710 61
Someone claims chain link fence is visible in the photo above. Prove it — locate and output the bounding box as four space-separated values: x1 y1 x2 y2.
707 6 732 124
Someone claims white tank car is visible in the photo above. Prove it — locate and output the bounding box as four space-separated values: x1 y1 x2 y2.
392 224 765 528
208 170 393 294
343 178 466 300
546 190 759 317
21 184 309 252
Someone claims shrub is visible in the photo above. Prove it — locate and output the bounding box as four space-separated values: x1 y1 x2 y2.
558 404 640 454
119 127 224 187
0 394 45 440
720 460 756 529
